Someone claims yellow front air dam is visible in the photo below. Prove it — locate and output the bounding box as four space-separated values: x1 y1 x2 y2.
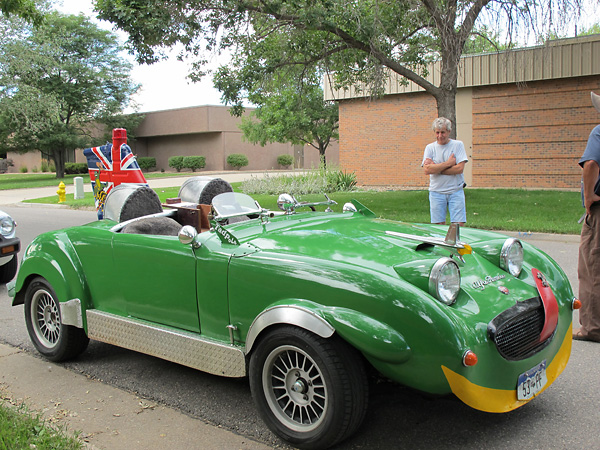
441 323 572 413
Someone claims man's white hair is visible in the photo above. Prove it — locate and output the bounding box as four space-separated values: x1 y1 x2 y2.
432 117 452 132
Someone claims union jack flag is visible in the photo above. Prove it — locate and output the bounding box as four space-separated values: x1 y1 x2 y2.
83 129 147 219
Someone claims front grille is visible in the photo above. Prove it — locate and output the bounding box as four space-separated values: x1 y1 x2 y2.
488 297 550 361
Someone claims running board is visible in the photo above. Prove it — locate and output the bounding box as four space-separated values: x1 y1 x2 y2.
86 310 246 378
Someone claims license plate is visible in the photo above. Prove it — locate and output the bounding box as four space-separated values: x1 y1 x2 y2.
517 360 547 400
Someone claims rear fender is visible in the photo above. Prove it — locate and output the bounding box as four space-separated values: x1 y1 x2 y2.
12 240 91 314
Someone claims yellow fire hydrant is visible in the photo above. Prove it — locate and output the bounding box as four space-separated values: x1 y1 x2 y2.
57 181 66 203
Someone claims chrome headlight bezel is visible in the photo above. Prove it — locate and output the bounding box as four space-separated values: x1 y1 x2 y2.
0 215 15 237
500 238 524 277
429 257 461 305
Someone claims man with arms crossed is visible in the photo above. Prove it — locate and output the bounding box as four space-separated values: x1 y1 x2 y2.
422 117 468 225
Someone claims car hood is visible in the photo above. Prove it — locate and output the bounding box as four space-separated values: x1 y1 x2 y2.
225 211 544 300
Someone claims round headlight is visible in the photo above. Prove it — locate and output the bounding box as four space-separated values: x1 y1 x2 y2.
1 216 15 236
429 257 461 305
500 238 523 277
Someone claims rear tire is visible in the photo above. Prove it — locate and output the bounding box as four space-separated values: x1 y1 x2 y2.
249 326 368 449
24 277 89 361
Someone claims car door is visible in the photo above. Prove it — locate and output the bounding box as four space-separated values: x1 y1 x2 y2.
112 232 199 333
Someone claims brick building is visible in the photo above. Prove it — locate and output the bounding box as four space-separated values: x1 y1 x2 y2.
325 34 600 190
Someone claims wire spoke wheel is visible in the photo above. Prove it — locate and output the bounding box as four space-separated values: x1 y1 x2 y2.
24 277 89 361
263 345 328 432
30 287 61 349
250 326 368 449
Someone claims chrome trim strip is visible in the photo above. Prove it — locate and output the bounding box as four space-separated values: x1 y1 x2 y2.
245 305 335 353
386 228 467 251
86 310 246 377
110 210 178 233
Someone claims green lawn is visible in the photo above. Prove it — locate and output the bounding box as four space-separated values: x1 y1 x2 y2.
0 401 83 450
24 183 583 235
0 171 189 190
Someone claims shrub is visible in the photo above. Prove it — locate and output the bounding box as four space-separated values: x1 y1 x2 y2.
328 170 357 191
277 154 294 168
168 156 185 172
227 153 249 170
241 171 328 195
183 156 206 172
64 162 88 174
241 166 358 195
0 158 14 173
20 166 28 173
138 157 156 171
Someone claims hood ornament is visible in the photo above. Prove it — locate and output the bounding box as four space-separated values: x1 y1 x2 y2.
386 223 472 256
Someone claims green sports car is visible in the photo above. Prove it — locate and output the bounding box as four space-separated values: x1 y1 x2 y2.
9 179 576 449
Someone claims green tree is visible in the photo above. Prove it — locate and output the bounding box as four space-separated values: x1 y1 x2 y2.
578 23 600 35
463 25 514 55
0 0 44 24
97 112 146 145
211 16 338 164
215 61 338 165
95 0 583 137
0 12 139 177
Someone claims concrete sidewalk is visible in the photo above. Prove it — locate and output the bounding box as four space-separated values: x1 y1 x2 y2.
0 171 293 449
0 343 271 450
0 170 296 206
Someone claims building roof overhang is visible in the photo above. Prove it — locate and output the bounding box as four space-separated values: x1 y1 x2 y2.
324 34 600 101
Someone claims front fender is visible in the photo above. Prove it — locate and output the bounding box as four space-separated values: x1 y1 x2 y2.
12 232 91 312
245 300 411 365
321 307 411 364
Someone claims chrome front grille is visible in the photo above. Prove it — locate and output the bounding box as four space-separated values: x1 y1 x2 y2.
488 297 550 361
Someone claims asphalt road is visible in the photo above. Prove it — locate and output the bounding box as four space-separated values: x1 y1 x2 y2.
1 204 599 450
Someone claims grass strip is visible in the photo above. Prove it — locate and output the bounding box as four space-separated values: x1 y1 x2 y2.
0 400 83 450
25 185 583 235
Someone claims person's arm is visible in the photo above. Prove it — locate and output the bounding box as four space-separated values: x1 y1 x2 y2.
440 160 466 175
582 159 600 214
423 153 456 175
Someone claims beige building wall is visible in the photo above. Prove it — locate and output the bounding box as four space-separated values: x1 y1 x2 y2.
456 88 473 186
5 105 339 174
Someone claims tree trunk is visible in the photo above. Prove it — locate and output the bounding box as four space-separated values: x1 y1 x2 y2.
319 143 327 168
435 39 462 139
53 149 66 178
435 88 458 139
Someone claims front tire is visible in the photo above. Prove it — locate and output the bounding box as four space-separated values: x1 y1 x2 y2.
249 326 368 449
24 277 89 361
0 254 17 283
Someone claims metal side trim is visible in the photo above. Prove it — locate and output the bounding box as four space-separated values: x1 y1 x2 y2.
86 310 246 378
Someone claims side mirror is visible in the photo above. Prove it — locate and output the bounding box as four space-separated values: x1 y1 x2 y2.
277 193 295 213
343 202 358 213
179 225 200 248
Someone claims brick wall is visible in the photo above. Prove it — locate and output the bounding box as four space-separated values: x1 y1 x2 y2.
339 75 600 189
472 76 600 189
339 94 436 188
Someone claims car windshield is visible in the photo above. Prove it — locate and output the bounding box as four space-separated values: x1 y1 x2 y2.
212 192 262 220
